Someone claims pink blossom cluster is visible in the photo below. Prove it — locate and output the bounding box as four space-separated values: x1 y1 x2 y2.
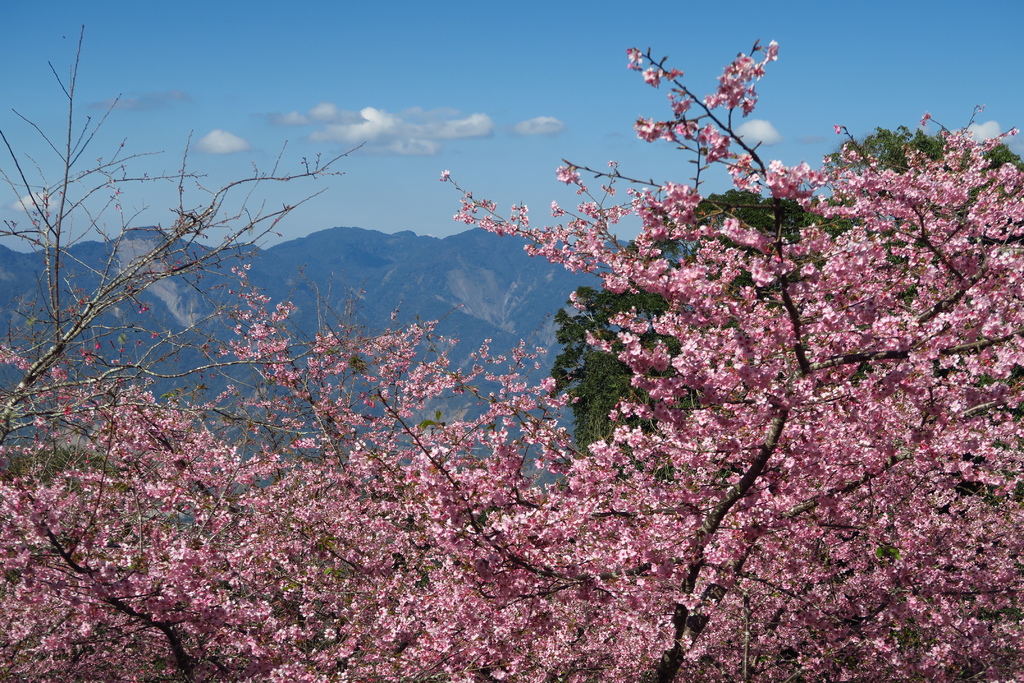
2 43 1024 682
625 42 783 191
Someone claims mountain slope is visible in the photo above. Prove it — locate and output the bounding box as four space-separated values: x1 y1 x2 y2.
0 226 594 373
250 226 593 363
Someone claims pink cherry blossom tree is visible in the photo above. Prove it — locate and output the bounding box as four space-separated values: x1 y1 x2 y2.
2 38 1023 682
447 42 1024 681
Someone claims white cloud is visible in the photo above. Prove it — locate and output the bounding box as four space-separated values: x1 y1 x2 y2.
274 103 492 155
967 120 1003 141
736 119 782 146
309 102 342 122
270 103 367 127
196 129 252 154
310 107 399 143
432 113 493 139
272 111 310 126
8 192 50 213
311 107 492 144
513 116 565 136
1006 131 1024 154
382 139 442 155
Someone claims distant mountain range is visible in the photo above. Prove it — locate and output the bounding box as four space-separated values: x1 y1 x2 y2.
0 226 596 380
250 226 594 365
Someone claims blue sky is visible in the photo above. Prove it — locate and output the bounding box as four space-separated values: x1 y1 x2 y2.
3 0 1024 248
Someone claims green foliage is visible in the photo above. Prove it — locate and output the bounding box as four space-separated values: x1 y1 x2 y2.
699 189 821 237
552 286 670 449
875 544 901 562
553 189 823 450
827 125 1024 174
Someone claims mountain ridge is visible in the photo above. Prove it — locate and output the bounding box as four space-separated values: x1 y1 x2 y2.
0 225 595 373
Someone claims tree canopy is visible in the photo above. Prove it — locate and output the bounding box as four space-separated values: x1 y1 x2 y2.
555 128 1024 453
552 189 840 450
828 123 1024 174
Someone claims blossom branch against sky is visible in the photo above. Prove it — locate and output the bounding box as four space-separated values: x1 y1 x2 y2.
3 0 1023 245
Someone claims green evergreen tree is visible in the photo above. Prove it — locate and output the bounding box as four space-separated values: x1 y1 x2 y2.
828 124 1024 174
